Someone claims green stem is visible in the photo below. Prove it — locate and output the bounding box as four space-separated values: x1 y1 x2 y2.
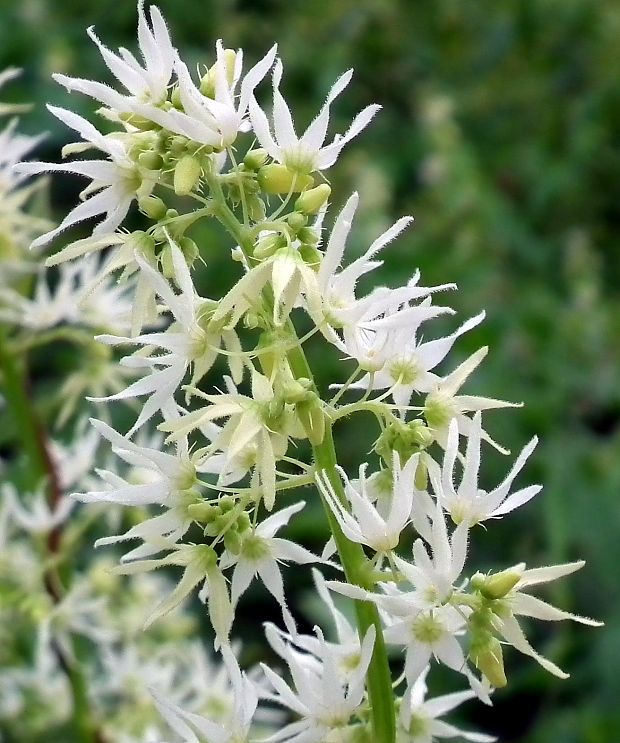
0 328 100 743
206 174 396 742
287 344 396 743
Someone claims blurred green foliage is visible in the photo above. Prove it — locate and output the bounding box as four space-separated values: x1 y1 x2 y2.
1 0 619 740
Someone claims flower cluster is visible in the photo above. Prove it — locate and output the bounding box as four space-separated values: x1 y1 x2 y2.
2 3 601 742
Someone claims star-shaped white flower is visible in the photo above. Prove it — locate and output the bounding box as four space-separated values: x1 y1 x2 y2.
221 501 323 634
250 61 380 174
429 412 541 526
53 1 175 112
16 106 153 250
260 623 376 743
397 666 495 743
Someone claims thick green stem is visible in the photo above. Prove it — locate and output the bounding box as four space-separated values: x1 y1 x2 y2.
0 329 101 743
207 172 396 742
287 344 396 743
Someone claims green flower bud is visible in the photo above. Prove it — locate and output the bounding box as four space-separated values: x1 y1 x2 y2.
297 226 320 245
170 86 182 109
160 244 175 279
298 243 322 270
295 183 331 215
246 195 266 222
187 502 218 523
282 377 313 404
219 495 235 512
179 236 200 265
127 230 156 258
253 233 286 261
170 135 189 155
257 164 314 194
138 195 167 220
138 150 164 171
224 528 242 555
471 636 507 688
471 570 521 600
286 211 307 233
374 418 434 464
174 154 202 196
243 148 269 170
237 512 251 533
296 392 325 445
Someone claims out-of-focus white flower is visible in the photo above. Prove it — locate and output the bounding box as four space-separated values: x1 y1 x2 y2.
397 666 495 743
151 646 257 743
2 484 74 536
75 416 200 562
250 62 380 174
429 413 541 526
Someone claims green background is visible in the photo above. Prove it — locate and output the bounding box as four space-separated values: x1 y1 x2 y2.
1 1 619 740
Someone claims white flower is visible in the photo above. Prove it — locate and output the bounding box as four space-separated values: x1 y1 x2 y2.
483 560 602 679
316 461 415 554
423 347 519 451
312 193 454 342
161 371 291 510
348 311 486 407
137 41 277 149
16 106 154 250
260 624 376 743
54 1 175 111
75 416 200 562
2 484 74 536
93 239 241 435
397 666 495 743
116 542 233 644
250 61 380 174
429 413 541 526
0 255 134 333
151 646 257 743
221 501 323 634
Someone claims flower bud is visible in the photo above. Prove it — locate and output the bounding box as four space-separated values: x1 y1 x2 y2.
223 528 242 555
174 154 202 196
257 164 314 194
138 195 167 221
126 230 156 258
219 495 235 512
243 148 269 170
237 512 251 533
138 150 164 171
286 211 307 233
471 569 521 600
253 233 286 261
282 377 313 404
296 392 325 445
169 135 189 155
298 243 322 270
187 502 218 523
159 244 175 279
471 636 507 688
295 183 331 215
179 236 200 266
246 195 267 222
297 226 320 245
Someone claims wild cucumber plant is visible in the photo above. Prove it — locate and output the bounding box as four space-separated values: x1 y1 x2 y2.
1 3 601 742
